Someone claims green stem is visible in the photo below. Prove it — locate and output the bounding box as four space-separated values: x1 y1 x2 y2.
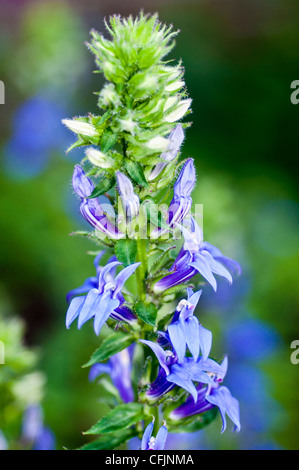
136 238 147 301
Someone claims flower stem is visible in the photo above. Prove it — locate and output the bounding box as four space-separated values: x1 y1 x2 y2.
136 238 147 301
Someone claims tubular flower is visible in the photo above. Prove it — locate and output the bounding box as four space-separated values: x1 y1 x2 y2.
168 288 212 362
169 357 241 433
141 420 168 450
148 124 185 181
66 257 140 335
116 171 140 221
89 346 135 403
154 217 241 293
140 314 225 403
72 165 124 240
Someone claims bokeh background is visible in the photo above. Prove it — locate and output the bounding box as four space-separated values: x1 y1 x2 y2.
0 0 298 450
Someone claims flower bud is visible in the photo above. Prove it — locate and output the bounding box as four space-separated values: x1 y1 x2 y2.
165 99 192 123
62 119 98 137
146 136 170 151
116 171 140 220
85 147 114 169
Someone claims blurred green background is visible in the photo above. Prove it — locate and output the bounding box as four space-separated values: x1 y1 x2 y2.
0 0 298 450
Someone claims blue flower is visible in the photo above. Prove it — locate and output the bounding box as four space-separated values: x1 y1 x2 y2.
22 405 56 450
116 171 140 221
148 124 185 181
168 289 212 362
169 357 241 434
66 255 140 335
141 420 168 450
89 346 135 403
154 217 241 293
140 306 224 402
73 165 124 239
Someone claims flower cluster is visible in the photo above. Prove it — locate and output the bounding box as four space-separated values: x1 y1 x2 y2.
63 12 241 451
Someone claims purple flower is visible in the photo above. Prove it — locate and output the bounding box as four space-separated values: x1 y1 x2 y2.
89 346 135 403
154 217 241 293
141 420 168 450
140 312 224 403
116 171 140 221
148 124 185 181
152 158 196 239
167 159 196 228
73 165 124 240
169 357 241 433
66 255 140 335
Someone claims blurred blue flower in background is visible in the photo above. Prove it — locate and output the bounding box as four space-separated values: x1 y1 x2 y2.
2 94 69 179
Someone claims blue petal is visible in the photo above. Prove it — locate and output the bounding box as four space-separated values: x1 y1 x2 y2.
201 250 233 284
113 262 141 298
93 251 105 269
154 425 168 450
140 340 169 375
77 288 101 329
201 242 241 276
66 296 85 329
167 364 198 402
93 291 120 335
168 320 186 363
88 363 112 382
187 289 202 311
206 386 241 433
181 361 215 386
141 421 154 450
66 276 97 303
173 159 195 199
183 317 200 361
190 253 217 291
72 165 94 198
98 261 122 292
198 357 226 376
198 324 212 361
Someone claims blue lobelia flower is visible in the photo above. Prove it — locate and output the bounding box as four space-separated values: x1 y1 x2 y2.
148 124 185 182
72 165 124 240
140 308 225 403
169 357 241 433
141 419 168 450
89 346 135 403
168 288 212 363
154 217 241 293
116 171 140 221
66 255 140 335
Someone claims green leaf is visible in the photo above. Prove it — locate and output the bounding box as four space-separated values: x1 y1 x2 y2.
115 239 137 267
80 428 136 450
167 408 218 433
66 138 87 154
83 332 135 367
89 174 115 197
135 301 157 326
150 245 176 275
143 200 169 230
101 128 118 152
84 403 144 435
124 159 149 188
